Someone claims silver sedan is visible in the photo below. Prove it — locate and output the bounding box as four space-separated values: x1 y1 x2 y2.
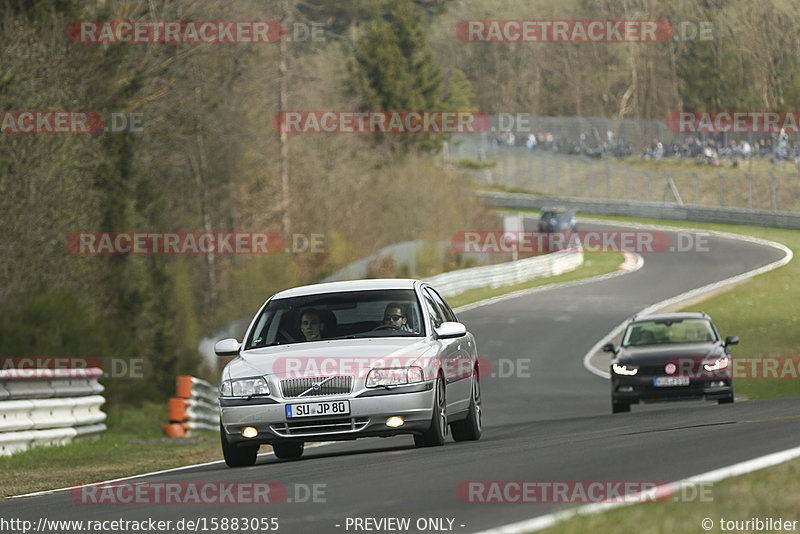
215 278 482 467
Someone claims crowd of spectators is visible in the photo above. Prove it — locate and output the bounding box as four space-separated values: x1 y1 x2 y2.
489 127 800 166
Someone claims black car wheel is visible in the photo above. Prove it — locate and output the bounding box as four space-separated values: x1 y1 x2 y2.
272 442 304 459
612 400 630 413
451 366 482 442
414 375 447 447
220 424 259 467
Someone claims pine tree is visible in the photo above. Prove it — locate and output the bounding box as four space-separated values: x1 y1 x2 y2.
350 0 472 153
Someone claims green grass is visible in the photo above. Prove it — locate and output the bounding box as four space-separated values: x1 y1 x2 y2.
0 401 222 498
453 157 499 170
537 455 800 534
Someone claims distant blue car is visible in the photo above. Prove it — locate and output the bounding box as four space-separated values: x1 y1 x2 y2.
538 207 577 232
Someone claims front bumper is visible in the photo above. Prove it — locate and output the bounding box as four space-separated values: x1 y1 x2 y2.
611 375 732 404
220 382 434 446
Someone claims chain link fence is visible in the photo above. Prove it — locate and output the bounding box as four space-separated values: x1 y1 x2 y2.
448 115 800 213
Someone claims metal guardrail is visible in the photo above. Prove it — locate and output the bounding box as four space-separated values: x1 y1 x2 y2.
0 368 107 456
425 247 584 297
163 376 219 437
479 191 800 230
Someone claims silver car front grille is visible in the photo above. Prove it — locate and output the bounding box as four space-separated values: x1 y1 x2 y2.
280 375 353 398
270 417 370 437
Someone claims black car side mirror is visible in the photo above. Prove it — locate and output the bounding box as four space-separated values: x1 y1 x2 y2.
602 342 616 353
724 335 739 346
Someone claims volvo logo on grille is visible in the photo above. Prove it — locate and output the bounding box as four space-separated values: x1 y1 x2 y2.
312 382 321 390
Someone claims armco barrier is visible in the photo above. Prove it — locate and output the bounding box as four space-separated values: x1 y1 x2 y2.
478 191 800 230
163 376 219 437
425 247 583 297
0 368 107 456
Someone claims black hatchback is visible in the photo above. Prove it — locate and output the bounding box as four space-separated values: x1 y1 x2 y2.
603 312 738 413
538 206 577 232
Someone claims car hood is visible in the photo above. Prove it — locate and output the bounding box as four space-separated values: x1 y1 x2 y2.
224 338 435 380
615 343 724 365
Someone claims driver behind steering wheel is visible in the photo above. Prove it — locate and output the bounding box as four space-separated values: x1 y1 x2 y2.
383 302 412 332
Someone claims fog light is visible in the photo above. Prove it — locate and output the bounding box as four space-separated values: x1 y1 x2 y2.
386 416 404 428
618 386 633 392
711 381 726 388
242 426 258 438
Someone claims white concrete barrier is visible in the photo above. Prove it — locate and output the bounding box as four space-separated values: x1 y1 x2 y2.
425 247 583 297
0 368 107 456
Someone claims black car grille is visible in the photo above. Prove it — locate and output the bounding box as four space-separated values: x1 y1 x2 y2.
637 364 673 376
280 376 353 398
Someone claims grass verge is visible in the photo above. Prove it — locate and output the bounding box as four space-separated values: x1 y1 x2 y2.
0 401 221 498
537 455 800 534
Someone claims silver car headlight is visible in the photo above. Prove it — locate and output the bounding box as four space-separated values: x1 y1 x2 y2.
220 377 270 397
612 363 639 376
366 366 424 388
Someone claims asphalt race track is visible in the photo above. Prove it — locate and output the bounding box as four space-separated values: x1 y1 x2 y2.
2 222 797 534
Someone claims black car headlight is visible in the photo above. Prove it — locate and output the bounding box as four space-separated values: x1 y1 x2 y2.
220 377 270 397
612 363 639 376
703 357 729 372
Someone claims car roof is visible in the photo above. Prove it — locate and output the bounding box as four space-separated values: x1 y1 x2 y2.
629 312 709 324
271 278 420 299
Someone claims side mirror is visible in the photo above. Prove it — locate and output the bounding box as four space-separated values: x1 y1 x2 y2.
435 322 467 339
215 338 241 357
724 336 739 346
602 342 616 353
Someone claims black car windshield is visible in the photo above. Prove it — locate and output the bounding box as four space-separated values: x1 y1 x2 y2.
244 289 424 349
621 318 717 347
542 210 566 219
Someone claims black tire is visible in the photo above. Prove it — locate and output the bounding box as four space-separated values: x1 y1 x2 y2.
451 366 482 442
612 400 630 413
272 442 304 459
220 424 258 467
718 394 734 404
414 375 447 447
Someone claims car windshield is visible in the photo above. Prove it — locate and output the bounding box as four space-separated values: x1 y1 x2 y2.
542 210 565 219
621 318 717 347
244 289 424 349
